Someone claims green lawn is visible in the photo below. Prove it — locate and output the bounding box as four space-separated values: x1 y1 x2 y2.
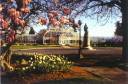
11 44 61 50
11 43 80 50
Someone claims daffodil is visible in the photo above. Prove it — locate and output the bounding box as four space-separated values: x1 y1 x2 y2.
22 67 25 70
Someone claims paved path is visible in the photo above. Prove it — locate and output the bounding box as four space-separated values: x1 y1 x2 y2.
12 47 122 58
83 67 128 84
12 47 122 54
13 48 80 55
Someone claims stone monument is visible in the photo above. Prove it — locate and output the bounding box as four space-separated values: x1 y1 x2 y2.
82 23 93 50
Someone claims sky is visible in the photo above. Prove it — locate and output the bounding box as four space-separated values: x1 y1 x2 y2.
33 16 120 37
76 16 121 37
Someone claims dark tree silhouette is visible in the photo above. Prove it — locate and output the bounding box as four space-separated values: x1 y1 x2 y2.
29 27 35 34
115 21 122 36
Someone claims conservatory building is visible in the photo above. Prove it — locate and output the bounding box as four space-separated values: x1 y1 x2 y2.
43 27 79 46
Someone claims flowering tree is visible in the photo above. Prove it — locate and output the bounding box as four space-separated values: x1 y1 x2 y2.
0 0 32 71
0 0 80 71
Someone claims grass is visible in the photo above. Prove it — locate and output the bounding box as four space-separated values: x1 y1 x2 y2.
11 44 80 50
11 43 121 50
11 44 61 50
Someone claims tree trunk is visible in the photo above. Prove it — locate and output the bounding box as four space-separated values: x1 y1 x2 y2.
121 0 128 62
0 45 13 71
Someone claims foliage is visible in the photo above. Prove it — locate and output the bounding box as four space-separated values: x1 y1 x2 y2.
11 54 73 76
29 27 35 34
115 21 122 36
90 38 122 47
36 29 46 44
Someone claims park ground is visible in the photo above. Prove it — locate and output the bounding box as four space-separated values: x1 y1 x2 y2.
1 46 128 84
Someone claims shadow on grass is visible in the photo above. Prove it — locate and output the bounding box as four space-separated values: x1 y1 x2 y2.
1 75 113 84
32 78 112 84
74 57 128 71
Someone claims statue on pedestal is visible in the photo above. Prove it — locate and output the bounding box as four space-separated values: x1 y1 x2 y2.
82 23 93 50
82 23 89 47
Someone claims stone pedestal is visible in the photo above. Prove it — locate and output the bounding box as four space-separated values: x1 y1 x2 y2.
82 36 94 50
82 23 94 50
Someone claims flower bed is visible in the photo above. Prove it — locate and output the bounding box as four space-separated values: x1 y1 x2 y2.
9 53 73 76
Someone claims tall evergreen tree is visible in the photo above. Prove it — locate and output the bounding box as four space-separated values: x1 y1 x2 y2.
29 27 35 34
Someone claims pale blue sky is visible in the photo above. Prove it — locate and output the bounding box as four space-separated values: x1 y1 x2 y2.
76 16 121 37
33 16 120 37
